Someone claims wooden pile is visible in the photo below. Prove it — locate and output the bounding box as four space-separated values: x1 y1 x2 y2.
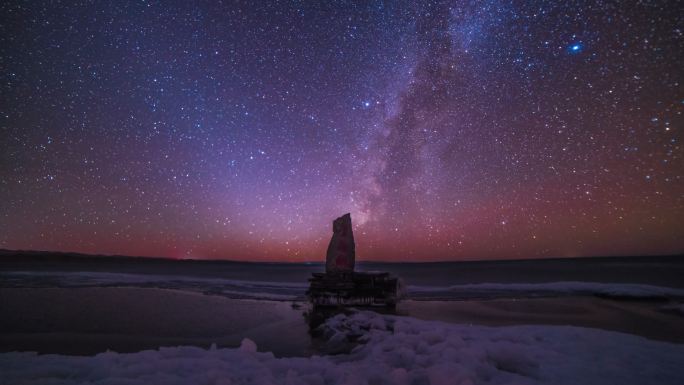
307 271 399 307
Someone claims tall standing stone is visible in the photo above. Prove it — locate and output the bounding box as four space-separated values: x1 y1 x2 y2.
325 213 355 274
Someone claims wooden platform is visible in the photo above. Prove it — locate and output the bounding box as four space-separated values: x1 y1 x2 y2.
307 272 399 307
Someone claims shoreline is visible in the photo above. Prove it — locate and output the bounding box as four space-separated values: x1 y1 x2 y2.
398 298 684 343
1 286 682 357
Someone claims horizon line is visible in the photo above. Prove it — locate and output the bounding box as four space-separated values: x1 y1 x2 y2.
1 248 682 265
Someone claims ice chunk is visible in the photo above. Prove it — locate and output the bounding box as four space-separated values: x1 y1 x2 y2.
239 338 257 353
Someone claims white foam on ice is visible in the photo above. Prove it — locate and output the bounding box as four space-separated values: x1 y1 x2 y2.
409 281 684 299
1 311 683 385
0 271 307 300
4 271 684 301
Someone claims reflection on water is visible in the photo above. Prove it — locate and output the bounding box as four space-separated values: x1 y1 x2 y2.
2 287 682 359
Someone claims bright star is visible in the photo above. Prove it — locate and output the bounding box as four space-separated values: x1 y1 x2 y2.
569 43 583 53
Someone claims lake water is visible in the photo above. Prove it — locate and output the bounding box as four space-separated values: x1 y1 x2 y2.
1 253 683 356
2 254 683 301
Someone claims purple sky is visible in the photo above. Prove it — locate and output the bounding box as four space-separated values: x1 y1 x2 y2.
1 1 682 261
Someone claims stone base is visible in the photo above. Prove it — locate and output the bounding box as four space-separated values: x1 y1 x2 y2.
307 272 399 307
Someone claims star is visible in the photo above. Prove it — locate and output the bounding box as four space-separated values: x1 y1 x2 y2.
568 43 583 53
0 1 681 261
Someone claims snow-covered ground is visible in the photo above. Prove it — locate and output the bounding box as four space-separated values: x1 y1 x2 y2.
2 311 682 385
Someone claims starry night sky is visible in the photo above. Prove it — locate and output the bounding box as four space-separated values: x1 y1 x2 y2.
1 1 682 261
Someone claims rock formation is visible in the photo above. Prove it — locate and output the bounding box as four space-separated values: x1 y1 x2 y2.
325 213 355 274
308 213 398 309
